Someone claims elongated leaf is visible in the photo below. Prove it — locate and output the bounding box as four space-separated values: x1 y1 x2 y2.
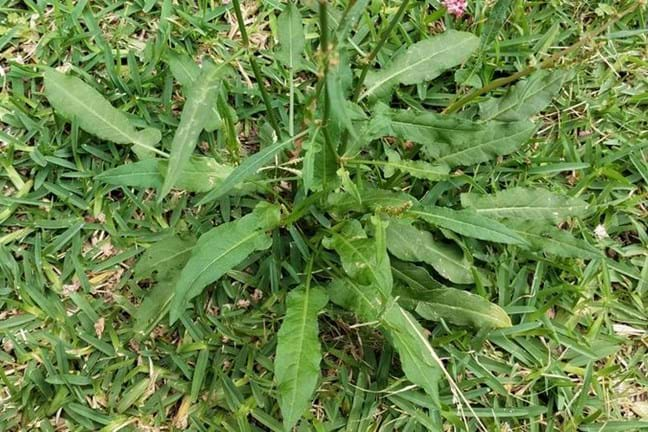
383 149 449 180
44 69 162 157
480 70 570 122
362 30 479 99
166 51 200 87
386 219 477 284
328 188 417 215
197 132 302 205
166 52 221 132
276 3 305 70
327 278 382 322
160 62 224 199
460 187 589 223
323 219 392 297
509 224 602 259
370 106 536 167
169 204 280 323
133 236 195 336
134 235 195 280
391 260 444 293
275 287 328 431
303 133 338 192
409 205 529 245
414 288 511 329
381 303 441 405
96 157 246 193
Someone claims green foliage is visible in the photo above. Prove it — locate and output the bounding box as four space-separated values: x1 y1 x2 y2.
4 1 644 430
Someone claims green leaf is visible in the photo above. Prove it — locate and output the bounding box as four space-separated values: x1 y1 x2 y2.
460 187 589 223
276 2 305 70
160 62 224 199
43 69 163 158
386 219 478 284
275 287 328 431
414 288 512 329
327 188 417 215
370 107 536 167
383 149 449 180
409 205 530 245
134 235 195 280
96 157 245 193
391 260 445 294
302 133 338 192
166 51 200 87
362 30 479 99
381 303 441 405
327 278 383 322
196 132 303 205
166 52 221 132
323 219 392 297
480 70 570 122
169 204 280 323
133 236 195 336
509 224 602 259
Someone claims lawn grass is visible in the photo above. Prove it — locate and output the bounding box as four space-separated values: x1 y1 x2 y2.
1 0 647 431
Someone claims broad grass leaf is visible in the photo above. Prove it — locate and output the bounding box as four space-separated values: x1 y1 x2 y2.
323 220 393 297
169 204 280 323
414 288 512 329
363 30 479 99
276 2 305 70
383 149 449 180
44 69 162 157
480 70 570 122
409 205 529 245
460 187 589 223
386 219 478 284
275 287 328 431
371 106 536 167
381 303 441 405
197 132 301 205
160 62 224 199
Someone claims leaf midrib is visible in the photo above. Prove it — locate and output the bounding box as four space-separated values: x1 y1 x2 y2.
363 36 475 98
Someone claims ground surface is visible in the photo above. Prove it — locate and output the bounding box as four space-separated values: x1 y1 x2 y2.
1 1 647 431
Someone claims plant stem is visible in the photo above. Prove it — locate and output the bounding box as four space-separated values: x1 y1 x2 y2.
231 0 283 139
352 0 411 102
442 2 641 114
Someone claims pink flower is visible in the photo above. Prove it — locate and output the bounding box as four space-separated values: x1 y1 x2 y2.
442 0 467 17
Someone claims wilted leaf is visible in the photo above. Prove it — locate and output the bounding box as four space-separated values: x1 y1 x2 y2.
460 187 589 223
44 69 162 158
363 30 479 99
275 287 328 431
